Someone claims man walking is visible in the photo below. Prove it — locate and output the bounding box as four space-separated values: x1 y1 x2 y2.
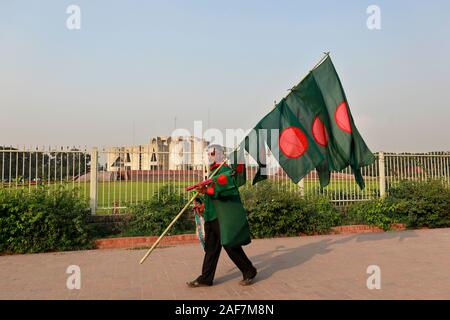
187 144 257 287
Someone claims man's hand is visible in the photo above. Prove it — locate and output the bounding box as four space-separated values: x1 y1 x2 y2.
196 185 207 194
185 178 213 192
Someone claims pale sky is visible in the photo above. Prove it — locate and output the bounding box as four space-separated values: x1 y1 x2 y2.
1 0 449 152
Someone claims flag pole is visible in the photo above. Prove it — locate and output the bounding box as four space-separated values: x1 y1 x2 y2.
139 159 228 264
288 52 331 94
311 51 330 70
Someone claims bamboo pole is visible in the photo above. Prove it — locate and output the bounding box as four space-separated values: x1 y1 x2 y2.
139 159 227 264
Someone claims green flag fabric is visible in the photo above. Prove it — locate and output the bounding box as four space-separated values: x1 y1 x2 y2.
229 145 247 187
286 55 375 188
230 54 375 189
235 98 325 184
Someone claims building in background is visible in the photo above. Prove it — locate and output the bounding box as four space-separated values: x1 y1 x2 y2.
106 136 209 173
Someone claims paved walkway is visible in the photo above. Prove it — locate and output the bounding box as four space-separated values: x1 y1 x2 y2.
1 228 450 299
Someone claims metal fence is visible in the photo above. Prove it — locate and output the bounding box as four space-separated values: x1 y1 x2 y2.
0 146 90 196
94 147 207 214
1 146 449 213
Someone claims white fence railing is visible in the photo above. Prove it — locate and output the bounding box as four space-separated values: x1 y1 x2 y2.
0 146 91 198
1 146 449 212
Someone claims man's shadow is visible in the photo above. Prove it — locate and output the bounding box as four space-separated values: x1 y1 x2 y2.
214 230 418 284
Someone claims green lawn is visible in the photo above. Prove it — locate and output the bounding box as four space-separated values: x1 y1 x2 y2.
1 178 381 213
95 181 195 207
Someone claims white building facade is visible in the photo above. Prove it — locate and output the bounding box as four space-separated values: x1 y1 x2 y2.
106 136 209 172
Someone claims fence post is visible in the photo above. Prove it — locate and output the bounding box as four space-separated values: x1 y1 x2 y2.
378 151 386 197
298 178 305 197
90 147 98 215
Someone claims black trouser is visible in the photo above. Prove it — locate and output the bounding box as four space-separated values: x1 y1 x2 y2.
197 219 256 285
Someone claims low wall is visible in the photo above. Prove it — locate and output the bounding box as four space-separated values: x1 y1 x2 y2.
94 224 407 249
95 234 199 249
87 214 131 238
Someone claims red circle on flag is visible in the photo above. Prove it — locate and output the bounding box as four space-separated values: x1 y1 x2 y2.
312 116 328 147
217 174 228 185
235 164 244 173
279 126 308 158
334 102 352 133
207 186 215 195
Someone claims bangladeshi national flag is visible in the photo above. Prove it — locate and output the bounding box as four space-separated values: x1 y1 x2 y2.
285 54 375 189
230 54 375 189
231 98 324 185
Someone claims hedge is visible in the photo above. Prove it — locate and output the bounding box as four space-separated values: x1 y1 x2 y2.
0 186 92 253
346 180 450 230
1 180 449 254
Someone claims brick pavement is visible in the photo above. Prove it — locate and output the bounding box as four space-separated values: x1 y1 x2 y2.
1 228 450 299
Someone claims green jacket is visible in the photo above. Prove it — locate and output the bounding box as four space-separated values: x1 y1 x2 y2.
202 164 251 248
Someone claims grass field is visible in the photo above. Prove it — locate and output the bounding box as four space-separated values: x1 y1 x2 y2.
1 178 381 214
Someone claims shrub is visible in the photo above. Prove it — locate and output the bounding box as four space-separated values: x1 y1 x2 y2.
387 180 450 228
0 186 92 254
241 181 341 237
123 182 340 239
346 198 403 230
346 180 450 229
123 186 195 236
303 195 342 234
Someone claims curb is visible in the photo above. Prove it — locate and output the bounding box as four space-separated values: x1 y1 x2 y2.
95 234 198 249
329 223 406 235
94 224 407 250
